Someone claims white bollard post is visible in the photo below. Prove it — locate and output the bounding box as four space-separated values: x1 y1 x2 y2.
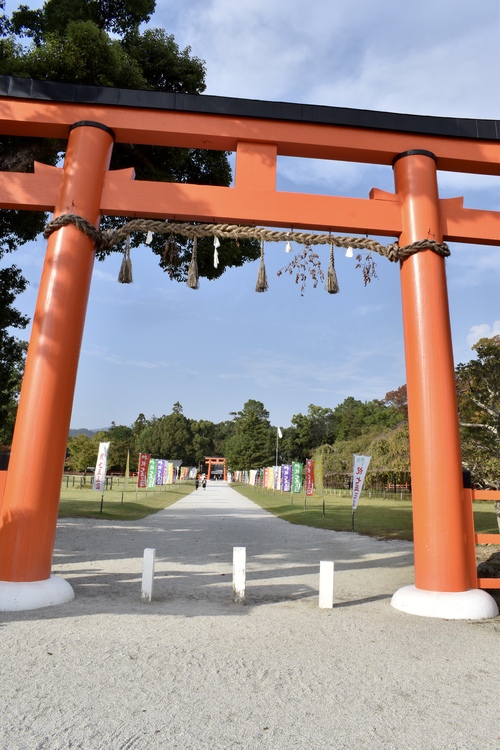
141 547 156 602
319 560 334 609
233 546 246 604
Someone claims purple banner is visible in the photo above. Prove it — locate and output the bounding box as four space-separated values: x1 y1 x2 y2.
156 459 165 485
281 464 292 492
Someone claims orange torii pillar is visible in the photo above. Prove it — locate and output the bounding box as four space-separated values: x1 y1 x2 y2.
390 151 496 619
0 121 115 610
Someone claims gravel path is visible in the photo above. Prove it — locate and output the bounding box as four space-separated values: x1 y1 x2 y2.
1 482 498 749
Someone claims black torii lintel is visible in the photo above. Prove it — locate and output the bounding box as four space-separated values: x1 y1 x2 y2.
0 74 499 142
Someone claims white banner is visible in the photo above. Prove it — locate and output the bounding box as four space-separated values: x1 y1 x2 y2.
94 442 110 491
352 454 371 509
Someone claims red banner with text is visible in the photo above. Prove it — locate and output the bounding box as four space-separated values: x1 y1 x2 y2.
137 453 150 488
305 459 315 496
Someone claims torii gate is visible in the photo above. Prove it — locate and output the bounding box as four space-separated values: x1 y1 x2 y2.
204 458 227 481
0 75 498 617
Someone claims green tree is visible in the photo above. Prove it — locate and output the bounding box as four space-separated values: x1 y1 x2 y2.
285 404 336 461
0 0 260 282
66 431 106 472
368 423 410 488
0 264 29 443
107 422 135 472
456 335 500 489
131 412 150 441
138 408 193 463
383 384 408 422
224 399 274 471
332 396 399 442
190 418 218 467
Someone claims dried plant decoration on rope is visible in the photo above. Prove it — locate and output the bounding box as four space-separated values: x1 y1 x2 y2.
277 244 324 295
355 252 378 285
326 243 339 294
255 240 268 292
43 215 451 292
117 235 133 284
187 236 199 289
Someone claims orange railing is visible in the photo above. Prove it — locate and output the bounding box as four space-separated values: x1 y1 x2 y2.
464 489 500 590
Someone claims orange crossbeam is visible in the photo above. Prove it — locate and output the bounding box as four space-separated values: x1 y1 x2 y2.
1 97 500 174
0 164 499 242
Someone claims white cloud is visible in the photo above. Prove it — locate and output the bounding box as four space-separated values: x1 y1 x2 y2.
91 268 117 283
466 321 500 348
156 0 500 119
447 246 500 290
216 337 404 398
84 347 166 369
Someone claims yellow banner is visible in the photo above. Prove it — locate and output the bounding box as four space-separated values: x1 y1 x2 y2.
314 454 323 494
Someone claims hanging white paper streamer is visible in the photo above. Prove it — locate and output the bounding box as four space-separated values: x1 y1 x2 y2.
285 241 292 253
213 236 220 268
345 247 354 258
145 230 153 245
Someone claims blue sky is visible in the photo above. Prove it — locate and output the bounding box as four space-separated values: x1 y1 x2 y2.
3 0 500 430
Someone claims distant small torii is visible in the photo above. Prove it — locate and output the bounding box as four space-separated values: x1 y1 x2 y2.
204 457 227 481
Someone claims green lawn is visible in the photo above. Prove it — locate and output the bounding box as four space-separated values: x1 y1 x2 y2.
231 485 499 542
58 479 195 520
58 477 499 544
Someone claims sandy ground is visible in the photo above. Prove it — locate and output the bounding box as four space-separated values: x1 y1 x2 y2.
0 482 499 750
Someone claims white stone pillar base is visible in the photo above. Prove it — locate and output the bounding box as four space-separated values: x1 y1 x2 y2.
391 584 498 620
0 575 75 611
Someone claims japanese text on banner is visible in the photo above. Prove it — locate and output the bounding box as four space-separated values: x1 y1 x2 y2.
305 459 315 496
94 442 110 491
137 453 150 488
352 454 371 509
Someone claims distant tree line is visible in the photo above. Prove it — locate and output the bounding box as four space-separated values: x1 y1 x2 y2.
64 336 500 490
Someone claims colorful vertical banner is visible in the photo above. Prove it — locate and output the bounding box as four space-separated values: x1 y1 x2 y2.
267 467 274 490
156 459 165 486
352 454 372 509
281 464 292 492
167 462 174 484
263 467 268 489
305 459 315 496
314 453 324 495
94 442 110 491
137 453 150 488
147 459 157 488
291 462 303 493
274 465 281 490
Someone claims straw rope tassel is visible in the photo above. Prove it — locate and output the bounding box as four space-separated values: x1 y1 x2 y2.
255 239 268 292
118 236 133 283
187 236 199 289
326 243 339 294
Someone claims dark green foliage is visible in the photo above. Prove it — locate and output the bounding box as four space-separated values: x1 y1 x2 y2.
456 335 500 488
1 0 260 281
284 404 336 462
138 411 194 462
224 399 274 471
12 0 156 40
0 264 28 442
